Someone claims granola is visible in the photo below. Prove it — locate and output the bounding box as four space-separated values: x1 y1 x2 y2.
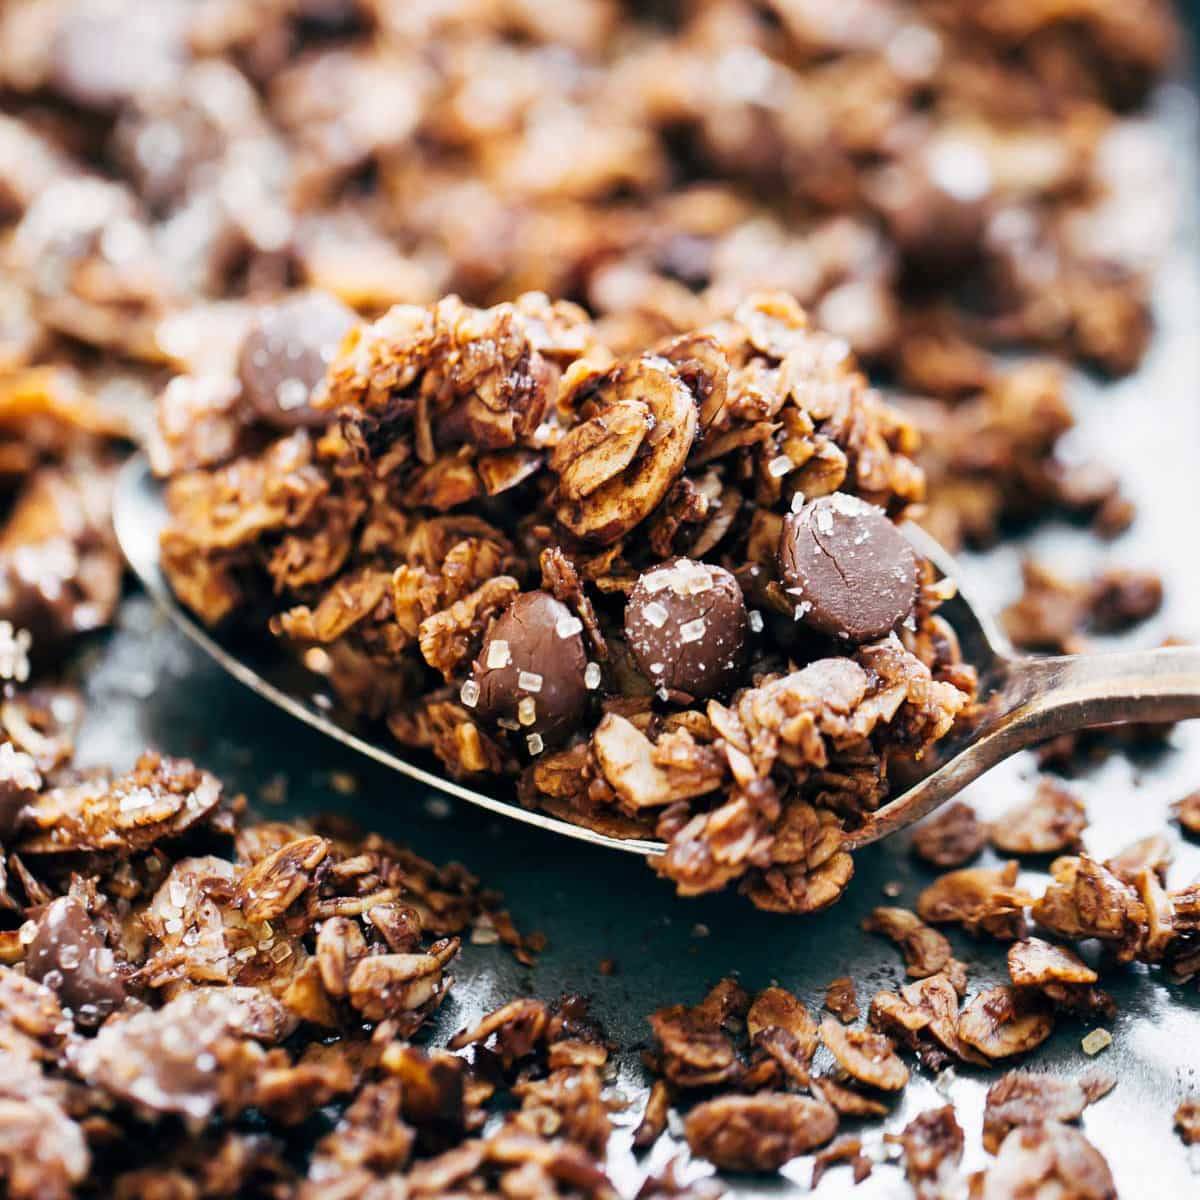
160 291 975 912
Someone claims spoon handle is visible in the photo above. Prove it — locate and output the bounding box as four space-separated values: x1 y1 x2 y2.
1005 644 1200 731
846 644 1200 847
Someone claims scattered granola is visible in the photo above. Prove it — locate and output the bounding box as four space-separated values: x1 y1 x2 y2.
911 801 988 869
1002 560 1164 655
863 905 962 980
824 976 861 1024
982 1069 1116 1154
888 1105 964 1200
971 1122 1117 1199
990 781 1089 857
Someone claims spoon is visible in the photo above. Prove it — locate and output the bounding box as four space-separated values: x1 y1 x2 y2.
114 454 1200 855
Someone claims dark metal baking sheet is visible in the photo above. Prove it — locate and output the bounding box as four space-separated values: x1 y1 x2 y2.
79 43 1200 1200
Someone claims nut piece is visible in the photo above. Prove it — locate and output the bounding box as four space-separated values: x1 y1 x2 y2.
990 781 1087 855
624 558 748 699
777 494 919 641
552 355 698 545
238 292 356 428
683 1093 837 1171
820 1016 909 1091
24 895 125 1024
472 591 589 747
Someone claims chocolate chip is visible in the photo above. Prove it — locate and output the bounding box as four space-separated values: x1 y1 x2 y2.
625 557 748 699
237 292 356 429
777 495 918 642
25 895 125 1024
471 591 589 749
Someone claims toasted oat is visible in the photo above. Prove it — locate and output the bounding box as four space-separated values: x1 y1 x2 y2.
864 906 959 979
983 1069 1116 1154
957 986 1055 1061
683 1093 837 1172
970 1122 1116 1200
990 781 1087 856
911 802 988 869
917 861 1033 941
820 1016 909 1092
887 1106 964 1200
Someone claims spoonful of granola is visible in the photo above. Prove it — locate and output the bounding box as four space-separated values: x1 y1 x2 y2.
114 289 1200 916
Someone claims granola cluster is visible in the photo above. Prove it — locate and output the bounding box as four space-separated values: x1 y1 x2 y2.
638 972 1121 1195
158 290 977 911
0 670 674 1199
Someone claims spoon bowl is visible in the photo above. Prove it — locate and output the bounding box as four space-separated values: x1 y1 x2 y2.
115 454 1200 855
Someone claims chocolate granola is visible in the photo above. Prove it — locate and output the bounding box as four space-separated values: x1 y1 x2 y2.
158 291 976 912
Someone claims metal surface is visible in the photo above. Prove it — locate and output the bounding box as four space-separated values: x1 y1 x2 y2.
90 62 1200 1200
114 457 1200 858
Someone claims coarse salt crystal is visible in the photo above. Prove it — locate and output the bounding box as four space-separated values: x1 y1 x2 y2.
650 662 664 674
790 491 807 513
656 687 670 701
0 621 32 683
169 881 189 908
486 640 511 670
767 454 794 478
584 662 602 690
276 377 309 411
526 733 544 756
643 571 670 594
517 670 543 693
164 918 183 936
643 601 669 628
1081 1029 1112 1056
119 787 156 812
684 571 713 596
459 679 480 708
556 615 583 639
793 601 812 620
497 717 519 731
517 697 537 726
679 618 707 644
748 610 764 633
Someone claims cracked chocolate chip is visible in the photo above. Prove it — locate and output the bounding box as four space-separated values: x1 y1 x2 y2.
472 591 589 748
238 292 356 429
777 494 918 642
624 557 747 699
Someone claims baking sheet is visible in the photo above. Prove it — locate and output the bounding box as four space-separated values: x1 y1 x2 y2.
78 45 1200 1200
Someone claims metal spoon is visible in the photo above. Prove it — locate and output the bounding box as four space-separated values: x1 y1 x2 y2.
114 454 1200 855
